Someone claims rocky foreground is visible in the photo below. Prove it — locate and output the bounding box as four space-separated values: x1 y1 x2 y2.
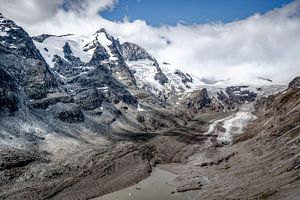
165 79 300 199
0 78 299 200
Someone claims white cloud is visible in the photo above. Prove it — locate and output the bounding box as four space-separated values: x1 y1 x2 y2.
0 0 63 23
0 0 299 84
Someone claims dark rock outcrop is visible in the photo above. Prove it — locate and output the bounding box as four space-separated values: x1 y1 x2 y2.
73 89 104 110
89 44 110 64
0 14 44 60
154 66 168 85
63 42 81 64
225 86 257 104
174 70 193 88
186 88 211 111
32 34 54 43
0 15 59 101
288 76 300 89
0 65 20 113
54 103 84 123
121 42 153 61
0 149 38 170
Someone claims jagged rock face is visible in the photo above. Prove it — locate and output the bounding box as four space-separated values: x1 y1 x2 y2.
54 103 84 123
154 66 168 85
121 42 153 61
186 88 212 111
0 14 140 140
288 76 300 89
174 70 193 83
0 21 58 100
0 15 44 60
23 60 59 99
89 44 110 64
50 39 138 109
108 37 138 88
63 42 80 63
49 39 136 109
216 91 233 108
175 86 257 114
63 62 137 109
225 86 257 104
73 89 104 110
121 42 168 86
106 62 137 88
52 42 87 78
83 29 138 88
108 35 124 60
0 66 20 113
174 87 235 115
174 70 193 88
91 28 124 62
53 54 79 78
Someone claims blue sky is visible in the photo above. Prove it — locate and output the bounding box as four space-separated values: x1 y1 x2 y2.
102 0 295 25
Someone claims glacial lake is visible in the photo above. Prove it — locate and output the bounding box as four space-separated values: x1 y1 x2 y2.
94 167 198 200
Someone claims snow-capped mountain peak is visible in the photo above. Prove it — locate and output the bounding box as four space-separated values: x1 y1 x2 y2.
31 28 286 106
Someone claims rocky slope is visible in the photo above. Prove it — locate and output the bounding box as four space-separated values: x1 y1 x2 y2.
161 77 300 199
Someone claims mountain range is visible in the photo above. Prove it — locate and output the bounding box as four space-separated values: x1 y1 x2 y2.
0 13 299 200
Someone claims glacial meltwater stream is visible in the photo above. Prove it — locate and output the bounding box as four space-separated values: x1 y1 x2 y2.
204 103 256 145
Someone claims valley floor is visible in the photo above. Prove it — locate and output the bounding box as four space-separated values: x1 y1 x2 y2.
96 103 291 200
1 98 300 200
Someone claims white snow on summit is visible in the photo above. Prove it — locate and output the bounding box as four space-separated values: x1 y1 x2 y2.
32 30 287 102
34 31 119 68
34 34 93 67
126 59 164 90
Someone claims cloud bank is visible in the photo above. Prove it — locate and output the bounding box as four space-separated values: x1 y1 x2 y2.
0 0 299 84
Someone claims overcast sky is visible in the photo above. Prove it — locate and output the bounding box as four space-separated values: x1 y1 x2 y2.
0 0 299 84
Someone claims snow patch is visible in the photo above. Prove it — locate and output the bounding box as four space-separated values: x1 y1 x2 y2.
137 104 145 111
0 31 8 36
